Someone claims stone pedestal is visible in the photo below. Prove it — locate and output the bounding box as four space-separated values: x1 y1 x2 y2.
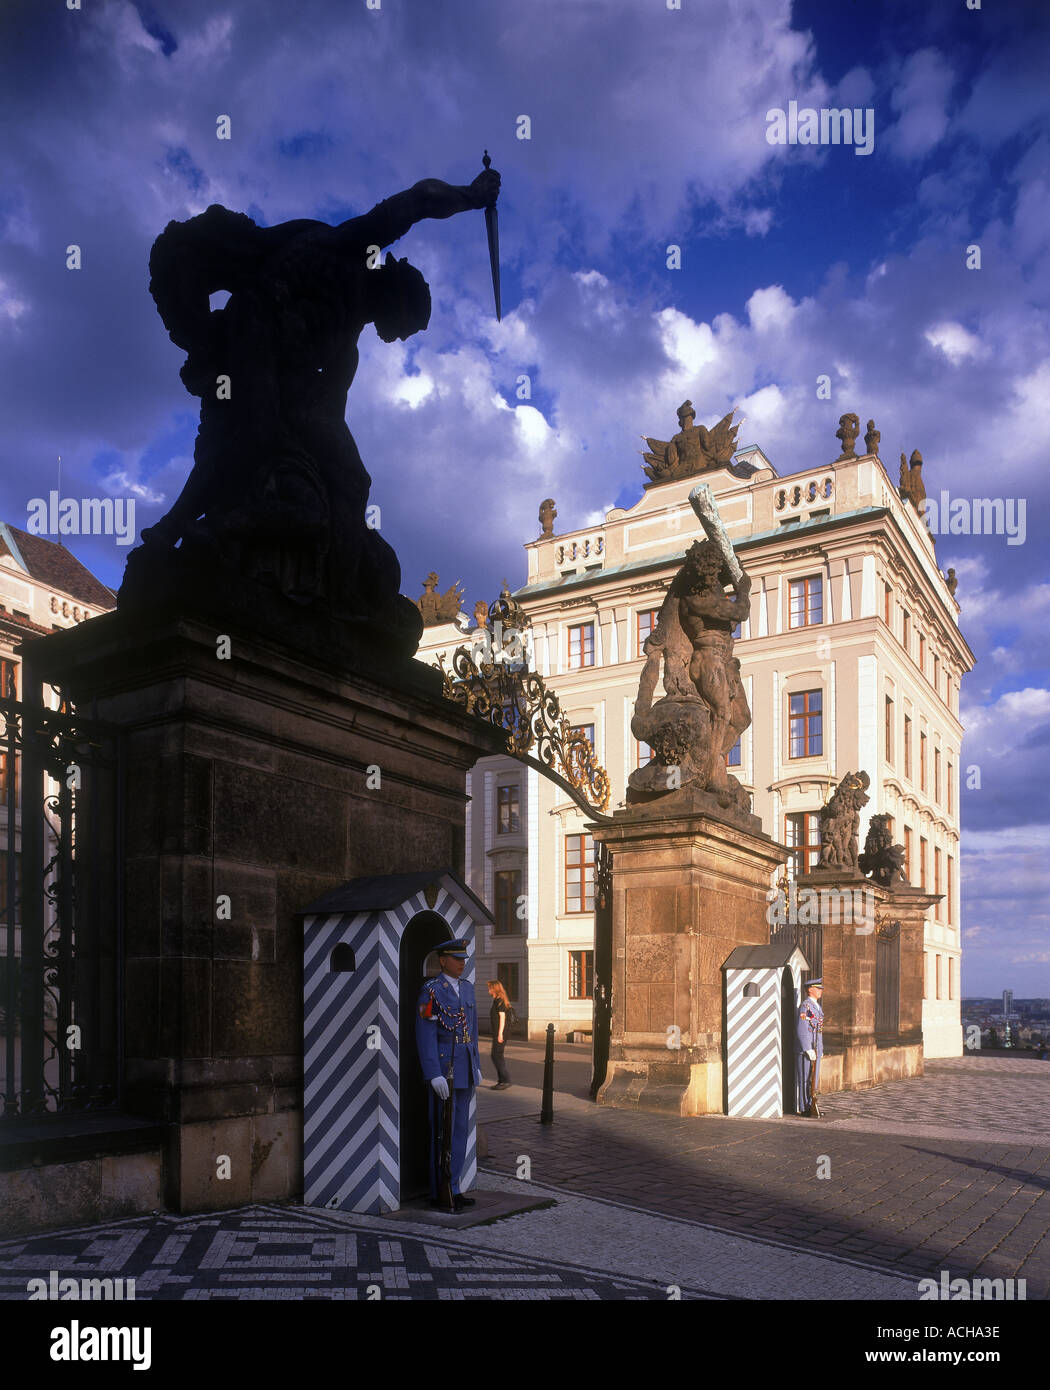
803 870 935 1094
592 792 786 1117
23 608 503 1213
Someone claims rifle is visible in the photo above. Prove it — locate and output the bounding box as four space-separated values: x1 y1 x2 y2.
436 1040 457 1209
807 1046 821 1117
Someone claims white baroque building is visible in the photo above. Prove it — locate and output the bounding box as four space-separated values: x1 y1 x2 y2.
418 425 973 1059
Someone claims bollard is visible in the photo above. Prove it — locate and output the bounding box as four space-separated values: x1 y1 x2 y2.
540 1023 555 1125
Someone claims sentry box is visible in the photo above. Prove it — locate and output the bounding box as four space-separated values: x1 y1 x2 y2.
721 943 809 1118
300 870 493 1214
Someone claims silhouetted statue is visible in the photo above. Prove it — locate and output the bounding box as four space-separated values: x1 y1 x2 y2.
120 164 500 665
538 498 557 536
864 419 880 457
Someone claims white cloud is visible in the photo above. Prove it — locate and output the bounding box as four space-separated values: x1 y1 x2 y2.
924 321 981 363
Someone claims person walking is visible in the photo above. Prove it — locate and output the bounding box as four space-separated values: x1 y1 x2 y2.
487 980 513 1090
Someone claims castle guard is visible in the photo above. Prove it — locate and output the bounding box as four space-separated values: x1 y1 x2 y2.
416 939 483 1212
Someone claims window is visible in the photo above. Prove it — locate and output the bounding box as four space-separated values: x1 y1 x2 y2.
572 723 595 750
494 870 522 934
948 957 955 1001
920 732 927 792
785 812 822 875
918 633 925 674
934 748 941 804
497 784 520 835
789 690 822 758
637 609 659 655
565 833 594 913
947 761 953 816
569 950 594 1000
902 610 911 651
904 827 913 882
947 855 954 924
933 654 940 693
568 623 594 668
0 659 17 699
636 739 653 769
884 696 894 764
725 736 741 768
789 576 823 628
731 621 742 640
919 836 927 891
923 951 930 999
904 715 912 779
934 848 942 917
884 583 892 626
497 962 520 1001
935 954 942 1000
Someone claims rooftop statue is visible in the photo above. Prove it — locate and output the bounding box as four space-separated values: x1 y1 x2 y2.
119 161 500 665
899 449 927 513
416 572 465 626
835 412 860 460
640 400 740 484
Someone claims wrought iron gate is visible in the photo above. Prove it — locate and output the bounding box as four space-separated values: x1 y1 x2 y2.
0 664 123 1122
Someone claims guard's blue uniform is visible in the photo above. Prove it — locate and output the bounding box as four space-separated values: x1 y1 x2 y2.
795 991 824 1113
415 973 482 1198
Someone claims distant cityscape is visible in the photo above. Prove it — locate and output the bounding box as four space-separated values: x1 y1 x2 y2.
962 992 1050 1050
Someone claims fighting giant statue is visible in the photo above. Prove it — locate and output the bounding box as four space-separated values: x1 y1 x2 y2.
628 483 752 817
120 163 500 664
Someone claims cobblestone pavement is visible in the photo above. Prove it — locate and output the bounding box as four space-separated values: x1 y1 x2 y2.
2 1056 1045 1301
817 1057 1050 1138
480 1056 1050 1298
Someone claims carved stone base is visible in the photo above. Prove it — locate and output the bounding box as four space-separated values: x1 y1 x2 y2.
22 606 504 1215
592 805 786 1117
805 872 935 1093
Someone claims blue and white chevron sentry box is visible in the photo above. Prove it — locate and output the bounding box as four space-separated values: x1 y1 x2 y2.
721 943 809 1119
300 870 493 1215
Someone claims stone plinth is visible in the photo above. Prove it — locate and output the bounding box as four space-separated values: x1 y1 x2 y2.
22 608 504 1213
803 870 935 1094
591 793 786 1116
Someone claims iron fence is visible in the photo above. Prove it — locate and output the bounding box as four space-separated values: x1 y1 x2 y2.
0 667 123 1121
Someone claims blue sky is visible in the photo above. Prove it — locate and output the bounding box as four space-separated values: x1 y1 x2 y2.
1 0 1047 994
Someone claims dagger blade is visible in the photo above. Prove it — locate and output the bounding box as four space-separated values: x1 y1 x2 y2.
482 149 501 321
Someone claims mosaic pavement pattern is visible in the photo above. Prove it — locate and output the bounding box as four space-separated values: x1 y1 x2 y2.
0 1205 716 1301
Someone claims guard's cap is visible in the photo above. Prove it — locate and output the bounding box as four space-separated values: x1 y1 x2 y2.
807 978 824 987
436 938 470 959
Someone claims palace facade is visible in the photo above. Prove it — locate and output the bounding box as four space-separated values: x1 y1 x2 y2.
417 417 973 1060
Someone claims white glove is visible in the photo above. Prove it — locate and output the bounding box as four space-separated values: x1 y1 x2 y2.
430 1077 450 1100
806 1048 817 1062
474 1072 482 1087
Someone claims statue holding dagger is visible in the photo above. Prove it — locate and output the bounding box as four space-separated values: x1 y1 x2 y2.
121 155 502 662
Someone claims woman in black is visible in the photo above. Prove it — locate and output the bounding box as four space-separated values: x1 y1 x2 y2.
486 980 512 1089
